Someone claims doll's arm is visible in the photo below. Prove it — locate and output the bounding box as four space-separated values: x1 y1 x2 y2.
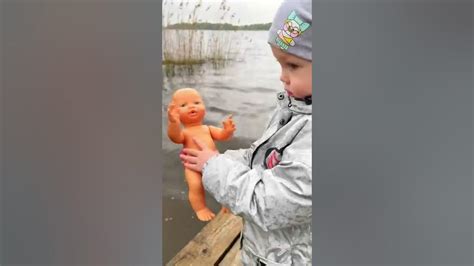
209 115 235 141
168 121 184 144
167 102 184 144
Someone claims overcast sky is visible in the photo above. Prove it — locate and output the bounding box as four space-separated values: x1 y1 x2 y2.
163 0 284 25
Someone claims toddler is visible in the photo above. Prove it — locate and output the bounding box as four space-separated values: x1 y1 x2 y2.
181 0 312 264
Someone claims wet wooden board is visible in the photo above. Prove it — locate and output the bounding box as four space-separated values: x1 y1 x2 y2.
167 211 242 266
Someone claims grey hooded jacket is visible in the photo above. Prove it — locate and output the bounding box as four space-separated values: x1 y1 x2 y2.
202 91 312 265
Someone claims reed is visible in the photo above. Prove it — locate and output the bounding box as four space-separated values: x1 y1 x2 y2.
162 0 240 66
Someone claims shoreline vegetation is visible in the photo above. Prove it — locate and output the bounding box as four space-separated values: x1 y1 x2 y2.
165 22 271 31
163 0 266 68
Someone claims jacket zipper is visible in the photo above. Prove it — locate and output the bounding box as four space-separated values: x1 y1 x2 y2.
250 121 287 169
250 111 295 169
250 138 271 169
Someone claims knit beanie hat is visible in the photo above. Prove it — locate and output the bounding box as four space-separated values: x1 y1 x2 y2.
268 0 312 61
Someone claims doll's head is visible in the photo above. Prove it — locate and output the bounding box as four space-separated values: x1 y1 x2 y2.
171 88 206 125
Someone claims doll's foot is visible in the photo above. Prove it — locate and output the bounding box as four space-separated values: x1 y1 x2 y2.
196 208 215 221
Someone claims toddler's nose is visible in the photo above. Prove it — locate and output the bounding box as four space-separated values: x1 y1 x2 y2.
280 72 290 85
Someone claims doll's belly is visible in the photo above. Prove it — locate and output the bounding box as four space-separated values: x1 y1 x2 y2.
183 133 216 151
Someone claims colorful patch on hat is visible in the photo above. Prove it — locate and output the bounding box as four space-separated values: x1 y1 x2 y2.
275 10 310 50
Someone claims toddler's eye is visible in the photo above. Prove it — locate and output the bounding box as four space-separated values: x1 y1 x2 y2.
194 101 200 104
287 63 299 69
181 103 186 107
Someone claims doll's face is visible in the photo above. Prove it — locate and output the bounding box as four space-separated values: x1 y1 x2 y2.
172 89 206 125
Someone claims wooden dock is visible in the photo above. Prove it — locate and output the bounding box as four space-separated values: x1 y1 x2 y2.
167 211 243 266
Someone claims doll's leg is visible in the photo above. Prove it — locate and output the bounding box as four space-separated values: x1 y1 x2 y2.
184 168 215 221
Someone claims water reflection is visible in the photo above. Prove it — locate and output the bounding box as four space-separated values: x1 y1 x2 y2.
163 59 231 79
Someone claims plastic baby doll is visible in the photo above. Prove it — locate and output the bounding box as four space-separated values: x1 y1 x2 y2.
167 88 236 221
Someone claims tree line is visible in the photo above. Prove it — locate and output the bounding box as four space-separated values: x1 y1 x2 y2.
165 22 271 31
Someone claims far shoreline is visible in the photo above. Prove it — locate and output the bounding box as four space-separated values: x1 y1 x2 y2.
164 22 271 31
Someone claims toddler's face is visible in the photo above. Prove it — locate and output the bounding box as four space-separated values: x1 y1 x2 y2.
271 45 312 99
173 90 206 125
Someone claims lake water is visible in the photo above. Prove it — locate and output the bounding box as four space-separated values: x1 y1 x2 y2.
162 30 282 263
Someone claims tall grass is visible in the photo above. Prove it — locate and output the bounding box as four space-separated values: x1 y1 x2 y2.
162 0 241 66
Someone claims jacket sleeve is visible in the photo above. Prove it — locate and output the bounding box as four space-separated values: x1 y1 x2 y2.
202 121 312 231
222 148 252 165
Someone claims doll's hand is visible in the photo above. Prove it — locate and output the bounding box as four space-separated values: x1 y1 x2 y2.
222 114 236 135
167 102 180 123
180 138 219 173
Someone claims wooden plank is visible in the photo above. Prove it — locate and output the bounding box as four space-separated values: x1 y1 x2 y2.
218 239 242 266
231 250 242 266
167 211 243 266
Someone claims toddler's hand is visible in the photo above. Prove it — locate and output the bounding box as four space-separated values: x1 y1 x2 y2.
180 138 219 173
167 102 180 123
222 114 236 135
